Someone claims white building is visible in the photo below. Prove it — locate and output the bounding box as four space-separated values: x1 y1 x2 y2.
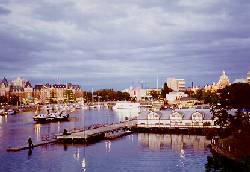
167 78 186 92
137 109 216 128
123 87 161 101
165 91 188 104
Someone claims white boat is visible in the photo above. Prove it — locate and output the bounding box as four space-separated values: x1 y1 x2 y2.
33 110 69 123
7 109 15 115
89 105 95 109
113 102 140 110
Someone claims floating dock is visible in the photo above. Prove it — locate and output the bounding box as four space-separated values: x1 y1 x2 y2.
56 120 136 144
7 140 57 152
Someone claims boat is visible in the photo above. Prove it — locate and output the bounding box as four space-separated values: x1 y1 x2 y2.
113 102 140 110
7 109 15 115
33 110 69 123
33 113 47 122
75 104 81 109
89 105 95 109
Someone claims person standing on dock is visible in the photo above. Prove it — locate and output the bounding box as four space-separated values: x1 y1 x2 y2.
28 137 33 149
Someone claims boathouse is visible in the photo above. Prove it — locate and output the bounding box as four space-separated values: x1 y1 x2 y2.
137 109 215 128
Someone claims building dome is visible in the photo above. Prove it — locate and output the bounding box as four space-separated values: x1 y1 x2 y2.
217 70 230 89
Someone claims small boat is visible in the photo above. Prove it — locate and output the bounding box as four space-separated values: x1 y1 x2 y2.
89 105 95 109
33 113 47 122
75 104 81 109
7 109 15 115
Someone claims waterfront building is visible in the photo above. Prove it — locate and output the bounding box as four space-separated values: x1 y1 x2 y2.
137 109 215 128
167 78 186 92
51 84 67 103
217 70 230 89
34 83 83 104
67 83 83 101
8 77 33 103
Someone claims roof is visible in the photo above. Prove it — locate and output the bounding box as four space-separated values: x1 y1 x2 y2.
1 77 8 86
138 109 215 121
10 85 24 92
159 111 171 120
24 81 32 88
34 85 43 90
53 84 66 88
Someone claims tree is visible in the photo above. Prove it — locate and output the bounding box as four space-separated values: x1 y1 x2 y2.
211 83 250 130
150 90 160 100
0 96 8 104
161 83 172 98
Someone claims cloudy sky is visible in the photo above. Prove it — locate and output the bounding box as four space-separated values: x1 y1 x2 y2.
0 0 249 90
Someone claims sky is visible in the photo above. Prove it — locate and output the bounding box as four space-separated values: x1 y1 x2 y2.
0 0 249 90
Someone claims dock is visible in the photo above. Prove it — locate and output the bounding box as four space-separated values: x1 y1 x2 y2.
7 139 57 152
56 120 136 143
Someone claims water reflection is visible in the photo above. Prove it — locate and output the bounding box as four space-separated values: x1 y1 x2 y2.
28 149 32 158
81 158 87 172
138 133 210 152
73 148 80 161
105 140 112 153
34 123 41 141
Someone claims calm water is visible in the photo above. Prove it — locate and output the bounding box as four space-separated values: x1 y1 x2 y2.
0 109 234 172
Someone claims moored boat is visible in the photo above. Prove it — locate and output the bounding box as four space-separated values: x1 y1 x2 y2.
33 110 70 123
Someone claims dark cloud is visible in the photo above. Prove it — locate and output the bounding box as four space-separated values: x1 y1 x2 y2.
0 0 249 90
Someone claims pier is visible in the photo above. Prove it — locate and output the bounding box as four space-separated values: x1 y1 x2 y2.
7 139 57 152
56 120 136 144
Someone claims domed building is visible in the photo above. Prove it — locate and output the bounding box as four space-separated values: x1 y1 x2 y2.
217 70 230 89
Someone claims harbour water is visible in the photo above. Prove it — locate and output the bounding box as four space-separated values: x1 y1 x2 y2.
0 109 233 172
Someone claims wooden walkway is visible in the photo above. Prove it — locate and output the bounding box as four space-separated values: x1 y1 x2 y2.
56 120 136 143
7 140 57 152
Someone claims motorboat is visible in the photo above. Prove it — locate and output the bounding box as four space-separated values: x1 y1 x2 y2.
33 113 47 122
33 110 69 123
7 109 15 115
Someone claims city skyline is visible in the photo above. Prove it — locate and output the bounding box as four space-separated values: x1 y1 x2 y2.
0 69 248 91
0 1 250 89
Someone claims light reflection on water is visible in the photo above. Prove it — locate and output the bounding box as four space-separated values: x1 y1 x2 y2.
0 109 218 172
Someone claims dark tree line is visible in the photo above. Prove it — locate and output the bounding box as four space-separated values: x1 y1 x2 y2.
84 89 131 102
185 89 219 104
